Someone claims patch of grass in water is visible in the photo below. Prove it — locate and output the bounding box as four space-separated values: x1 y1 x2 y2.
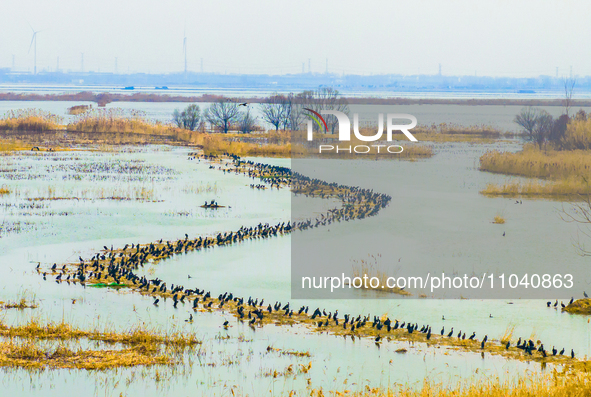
492 214 506 224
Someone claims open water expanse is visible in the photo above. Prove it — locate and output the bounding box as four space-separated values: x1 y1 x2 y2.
0 137 589 395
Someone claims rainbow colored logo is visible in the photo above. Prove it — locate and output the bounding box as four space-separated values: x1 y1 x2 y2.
304 108 328 133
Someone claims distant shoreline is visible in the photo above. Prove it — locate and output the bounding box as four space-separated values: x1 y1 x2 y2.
0 91 585 107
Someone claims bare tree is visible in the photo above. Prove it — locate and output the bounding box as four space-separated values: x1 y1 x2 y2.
260 94 289 131
514 107 539 137
205 100 240 133
286 91 311 131
514 107 554 149
238 108 258 134
561 193 591 256
533 111 554 150
309 87 349 134
173 109 183 128
564 77 576 117
172 104 201 131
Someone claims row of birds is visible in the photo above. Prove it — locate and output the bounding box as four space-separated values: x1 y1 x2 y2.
41 154 576 363
158 291 578 360
42 155 392 292
546 295 588 309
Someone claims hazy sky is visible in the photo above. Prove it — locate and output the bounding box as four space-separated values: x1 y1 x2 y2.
1 0 589 77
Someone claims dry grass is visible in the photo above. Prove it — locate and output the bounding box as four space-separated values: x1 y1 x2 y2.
13 185 159 202
0 340 169 370
0 139 67 152
500 325 516 344
0 141 30 151
308 368 591 396
563 298 591 314
226 130 292 145
200 134 292 157
66 108 203 145
0 107 201 149
0 319 200 370
562 118 591 150
266 346 311 357
262 362 312 378
481 179 591 198
480 144 591 197
67 108 171 135
0 298 37 310
480 144 591 180
492 214 506 224
350 256 410 295
0 319 200 347
0 109 63 132
411 123 514 143
67 105 92 115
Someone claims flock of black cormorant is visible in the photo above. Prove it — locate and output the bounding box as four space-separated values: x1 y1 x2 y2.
39 153 577 364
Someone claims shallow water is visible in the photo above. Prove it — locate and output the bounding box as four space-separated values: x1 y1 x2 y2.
2 99 591 133
0 144 587 396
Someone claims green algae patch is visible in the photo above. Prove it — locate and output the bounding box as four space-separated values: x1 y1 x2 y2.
89 282 128 288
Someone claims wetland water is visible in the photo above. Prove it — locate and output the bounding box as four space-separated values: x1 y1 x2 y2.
0 141 589 396
3 99 591 132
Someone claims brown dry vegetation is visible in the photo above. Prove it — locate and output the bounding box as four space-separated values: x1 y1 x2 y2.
0 340 169 370
0 108 291 156
0 109 497 157
492 214 506 224
0 140 31 151
0 108 203 149
308 366 591 397
0 319 200 347
480 143 591 197
481 179 591 198
0 298 37 310
0 109 63 132
67 105 92 115
200 134 293 157
480 144 591 180
563 298 591 314
66 108 199 141
14 185 160 202
411 123 514 143
350 257 410 295
0 319 200 370
562 118 591 150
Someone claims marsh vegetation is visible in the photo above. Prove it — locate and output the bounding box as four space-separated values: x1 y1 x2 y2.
1 99 591 395
480 109 591 197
